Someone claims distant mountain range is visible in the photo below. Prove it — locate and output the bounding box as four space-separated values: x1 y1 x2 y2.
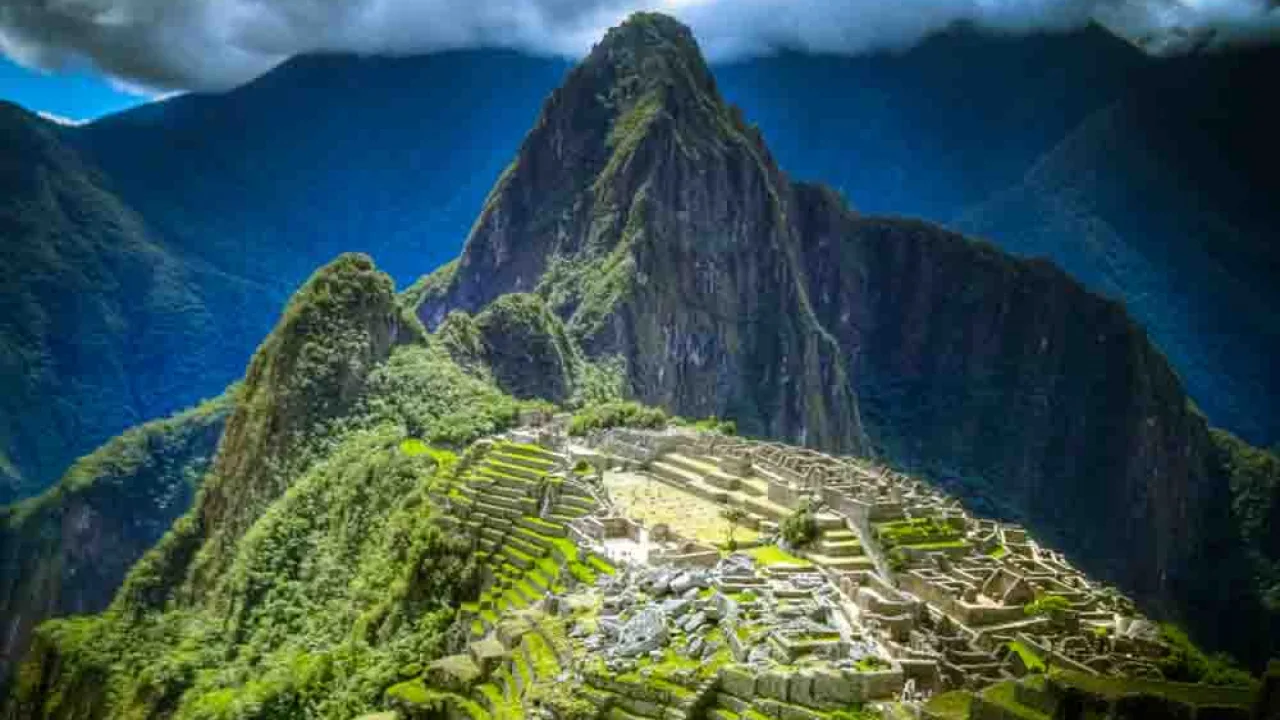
0 23 1275 505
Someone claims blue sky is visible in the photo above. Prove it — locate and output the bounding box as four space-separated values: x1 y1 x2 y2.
0 58 150 122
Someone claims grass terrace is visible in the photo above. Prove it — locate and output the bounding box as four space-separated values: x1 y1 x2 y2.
604 469 761 546
923 691 973 719
874 517 964 549
746 544 811 567
1050 668 1259 708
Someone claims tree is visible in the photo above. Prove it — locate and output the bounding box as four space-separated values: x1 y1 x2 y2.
722 507 748 550
781 501 818 548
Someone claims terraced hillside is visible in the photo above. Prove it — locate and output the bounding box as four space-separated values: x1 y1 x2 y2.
434 439 615 639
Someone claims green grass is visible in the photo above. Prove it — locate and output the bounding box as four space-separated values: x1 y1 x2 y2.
902 540 969 552
853 656 890 672
875 517 965 549
746 544 812 567
523 634 559 679
980 681 1048 720
587 554 616 575
1051 668 1258 707
1007 640 1046 673
399 438 431 456
923 691 973 719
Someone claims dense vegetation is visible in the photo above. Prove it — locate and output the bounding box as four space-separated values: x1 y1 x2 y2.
0 392 233 693
1212 430 1280 612
439 294 581 404
13 430 473 719
7 256 551 719
0 102 261 503
567 401 669 436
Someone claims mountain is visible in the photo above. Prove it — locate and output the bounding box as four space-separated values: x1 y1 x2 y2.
3 16 1276 719
0 53 570 500
412 13 1276 662
0 102 260 503
712 24 1149 221
0 393 231 694
68 51 572 291
956 44 1280 447
417 14 864 451
6 255 544 719
4 25 1273 502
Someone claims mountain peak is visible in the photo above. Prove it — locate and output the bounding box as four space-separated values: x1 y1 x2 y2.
593 12 699 56
579 12 717 109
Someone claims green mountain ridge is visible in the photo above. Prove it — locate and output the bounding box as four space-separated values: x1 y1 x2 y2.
0 391 233 695
5 251 555 718
0 101 269 503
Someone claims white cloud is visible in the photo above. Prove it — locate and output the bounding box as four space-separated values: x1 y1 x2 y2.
0 0 1275 93
36 109 87 125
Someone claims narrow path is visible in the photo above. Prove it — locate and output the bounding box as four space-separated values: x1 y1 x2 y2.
847 513 895 584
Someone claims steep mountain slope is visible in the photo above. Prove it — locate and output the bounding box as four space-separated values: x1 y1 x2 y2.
713 24 1148 221
956 46 1280 446
69 51 572 290
420 14 864 451
412 14 1276 662
5 27 1271 503
0 54 569 502
5 255 541 719
0 393 231 694
0 102 262 502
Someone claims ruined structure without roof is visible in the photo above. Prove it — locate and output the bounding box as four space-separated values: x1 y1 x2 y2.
407 422 1211 719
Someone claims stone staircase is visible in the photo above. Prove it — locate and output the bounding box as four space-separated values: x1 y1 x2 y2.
806 519 876 573
647 451 790 530
647 450 874 573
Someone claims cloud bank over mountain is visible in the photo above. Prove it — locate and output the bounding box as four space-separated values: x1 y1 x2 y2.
1 0 1276 92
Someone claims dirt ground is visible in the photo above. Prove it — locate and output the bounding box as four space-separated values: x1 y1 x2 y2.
602 470 759 547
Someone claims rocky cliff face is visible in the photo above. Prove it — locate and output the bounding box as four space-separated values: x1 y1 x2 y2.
421 13 863 452
0 394 231 693
413 13 1275 661
793 201 1248 640
955 47 1280 447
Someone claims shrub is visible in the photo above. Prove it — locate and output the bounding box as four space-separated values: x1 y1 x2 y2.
678 416 737 435
781 502 818 548
567 401 667 436
1024 595 1072 624
1158 623 1255 686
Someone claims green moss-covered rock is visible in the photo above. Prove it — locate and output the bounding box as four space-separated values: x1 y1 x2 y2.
474 294 579 404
